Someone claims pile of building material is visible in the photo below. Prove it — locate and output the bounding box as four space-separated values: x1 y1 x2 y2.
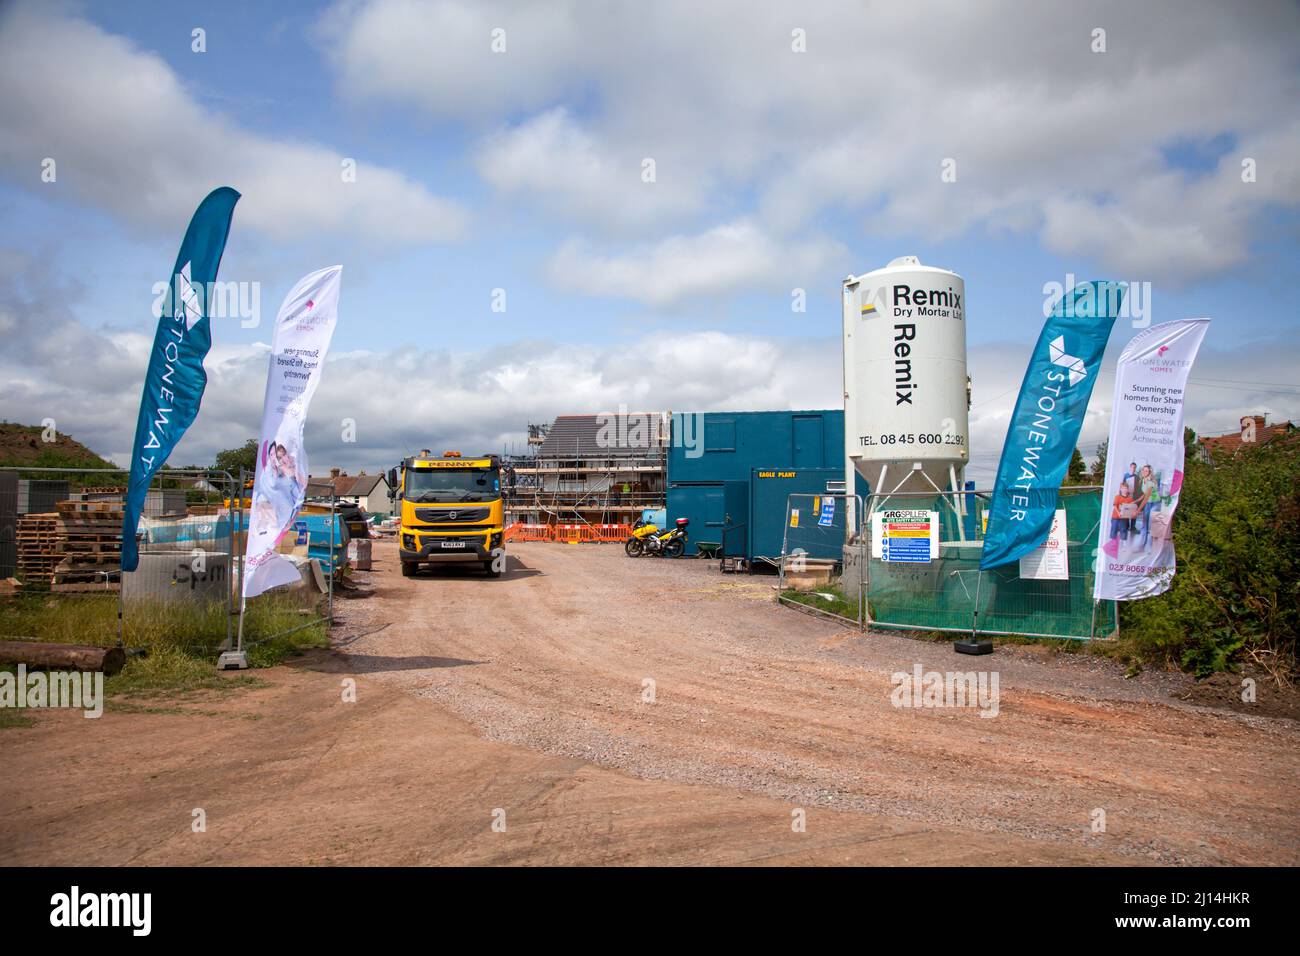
51 500 121 592
79 485 127 498
781 556 838 590
15 513 61 590
347 538 372 570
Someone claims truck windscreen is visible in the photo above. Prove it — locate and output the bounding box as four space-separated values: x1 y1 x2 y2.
405 468 500 503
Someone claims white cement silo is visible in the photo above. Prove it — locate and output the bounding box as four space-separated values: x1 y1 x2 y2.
842 256 970 530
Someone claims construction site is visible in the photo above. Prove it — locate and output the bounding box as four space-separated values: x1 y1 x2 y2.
2 257 1297 878
2 6 1298 934
3 535 1297 870
503 414 667 529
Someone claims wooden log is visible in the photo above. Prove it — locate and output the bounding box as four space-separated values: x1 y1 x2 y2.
0 641 126 675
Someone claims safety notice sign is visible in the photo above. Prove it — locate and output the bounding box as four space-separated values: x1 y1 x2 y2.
872 509 939 563
818 497 835 527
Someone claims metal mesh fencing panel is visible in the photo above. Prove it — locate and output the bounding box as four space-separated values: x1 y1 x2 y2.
1 465 338 660
865 490 977 633
0 466 240 650
865 486 1118 641
778 493 864 627
0 471 16 579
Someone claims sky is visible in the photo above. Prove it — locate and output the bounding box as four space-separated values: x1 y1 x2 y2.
0 0 1297 482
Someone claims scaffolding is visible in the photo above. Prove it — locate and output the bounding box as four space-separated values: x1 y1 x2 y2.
504 454 664 526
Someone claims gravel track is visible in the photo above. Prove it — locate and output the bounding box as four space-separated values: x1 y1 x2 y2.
333 540 1300 866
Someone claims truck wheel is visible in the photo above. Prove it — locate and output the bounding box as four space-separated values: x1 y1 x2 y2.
400 560 416 577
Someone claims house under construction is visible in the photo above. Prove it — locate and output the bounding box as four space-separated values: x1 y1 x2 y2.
505 413 666 526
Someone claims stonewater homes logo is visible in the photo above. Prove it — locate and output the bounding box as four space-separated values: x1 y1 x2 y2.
1048 335 1088 386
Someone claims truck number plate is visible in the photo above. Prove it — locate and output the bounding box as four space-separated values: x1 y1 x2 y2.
441 541 465 548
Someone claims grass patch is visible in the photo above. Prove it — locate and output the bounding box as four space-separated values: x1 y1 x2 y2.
0 591 329 706
779 585 861 621
0 708 36 729
104 648 270 698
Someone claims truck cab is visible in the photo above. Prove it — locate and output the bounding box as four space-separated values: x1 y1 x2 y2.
391 451 505 578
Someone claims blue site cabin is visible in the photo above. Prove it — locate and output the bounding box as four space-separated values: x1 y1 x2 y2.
666 410 869 567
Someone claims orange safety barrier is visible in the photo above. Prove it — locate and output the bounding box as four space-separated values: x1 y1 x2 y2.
503 522 633 543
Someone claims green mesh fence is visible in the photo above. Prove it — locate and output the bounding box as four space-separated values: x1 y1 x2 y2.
778 494 864 627
866 487 1118 640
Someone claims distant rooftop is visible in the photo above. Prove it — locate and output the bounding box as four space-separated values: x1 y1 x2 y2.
1198 414 1296 458
307 470 388 497
535 413 664 459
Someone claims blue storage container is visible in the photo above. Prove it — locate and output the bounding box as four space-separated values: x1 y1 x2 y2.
747 467 847 563
666 410 867 564
292 511 350 572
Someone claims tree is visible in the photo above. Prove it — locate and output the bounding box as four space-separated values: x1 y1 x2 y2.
1067 446 1087 484
1119 435 1299 679
214 439 258 477
1090 439 1108 483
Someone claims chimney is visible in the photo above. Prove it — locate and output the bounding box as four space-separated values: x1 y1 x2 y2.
1241 415 1266 443
330 467 341 478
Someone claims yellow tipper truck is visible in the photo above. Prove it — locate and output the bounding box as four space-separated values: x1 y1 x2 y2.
391 450 505 578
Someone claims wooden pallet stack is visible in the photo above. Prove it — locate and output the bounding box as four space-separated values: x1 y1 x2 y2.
16 513 62 590
52 500 122 593
78 485 128 501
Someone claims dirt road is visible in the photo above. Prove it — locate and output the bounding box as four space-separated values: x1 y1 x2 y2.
0 662 1128 866
2 540 1296 865
336 541 1300 866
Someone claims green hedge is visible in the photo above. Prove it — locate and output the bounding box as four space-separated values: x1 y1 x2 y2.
1118 433 1298 678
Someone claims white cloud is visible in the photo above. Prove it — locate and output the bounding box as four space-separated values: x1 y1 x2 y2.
6 247 1293 483
0 245 845 467
548 220 846 306
0 3 468 244
321 0 587 119
327 0 1300 281
476 109 705 233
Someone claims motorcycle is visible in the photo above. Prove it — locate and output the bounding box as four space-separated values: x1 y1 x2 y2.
625 517 689 558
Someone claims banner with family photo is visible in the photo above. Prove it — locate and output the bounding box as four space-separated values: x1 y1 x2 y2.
1094 319 1209 601
242 265 342 599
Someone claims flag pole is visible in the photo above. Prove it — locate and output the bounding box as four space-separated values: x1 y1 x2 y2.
219 467 250 670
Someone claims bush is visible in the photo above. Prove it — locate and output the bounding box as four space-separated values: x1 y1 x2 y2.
1117 435 1299 680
